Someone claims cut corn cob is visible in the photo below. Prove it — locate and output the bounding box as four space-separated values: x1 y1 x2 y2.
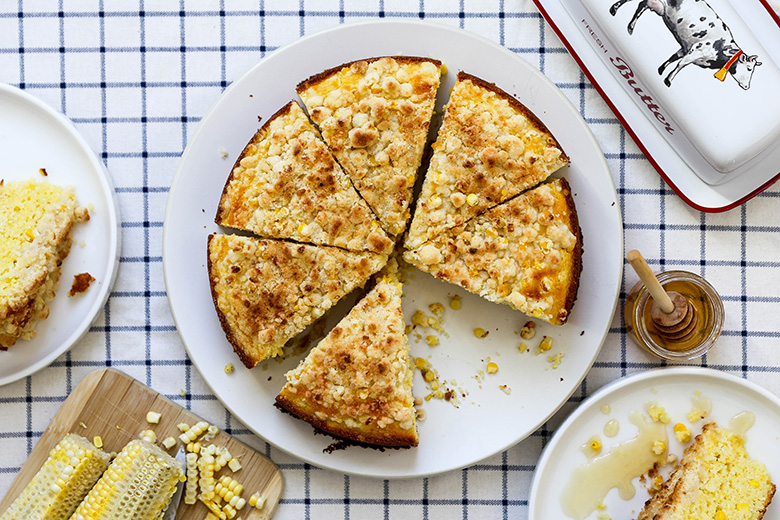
69 439 184 520
0 433 112 520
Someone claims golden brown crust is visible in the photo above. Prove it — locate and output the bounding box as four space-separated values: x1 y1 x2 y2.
207 234 388 368
405 71 570 251
297 56 442 236
403 178 581 325
296 56 442 95
456 71 568 163
275 263 418 447
215 100 393 255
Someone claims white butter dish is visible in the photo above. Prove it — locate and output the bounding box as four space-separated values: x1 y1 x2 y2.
575 0 780 180
535 0 780 209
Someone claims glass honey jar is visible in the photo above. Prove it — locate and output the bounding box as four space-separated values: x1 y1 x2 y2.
625 270 724 361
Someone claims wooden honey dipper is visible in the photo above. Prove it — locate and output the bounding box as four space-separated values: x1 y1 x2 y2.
627 250 698 341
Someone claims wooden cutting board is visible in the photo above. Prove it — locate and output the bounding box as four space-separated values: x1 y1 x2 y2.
0 368 283 519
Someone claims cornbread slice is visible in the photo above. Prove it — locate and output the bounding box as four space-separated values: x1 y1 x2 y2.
0 179 89 348
405 71 569 251
207 234 388 368
403 178 581 325
298 56 442 236
637 422 775 520
215 100 393 255
275 257 418 447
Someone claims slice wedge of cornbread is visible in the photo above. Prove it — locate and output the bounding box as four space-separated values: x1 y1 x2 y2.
298 56 442 236
637 422 775 520
0 179 89 348
207 234 388 368
403 178 581 325
276 257 418 446
405 71 569 251
215 100 393 255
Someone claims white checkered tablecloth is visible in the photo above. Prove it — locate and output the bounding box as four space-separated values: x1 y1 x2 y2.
2 1 780 519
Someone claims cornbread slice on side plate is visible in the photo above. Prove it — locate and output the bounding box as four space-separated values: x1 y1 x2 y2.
405 71 569 251
403 178 581 326
215 100 393 255
275 257 418 447
297 56 442 236
0 179 89 348
637 422 776 520
207 234 388 369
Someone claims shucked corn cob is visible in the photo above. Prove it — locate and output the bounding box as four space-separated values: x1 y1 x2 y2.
69 439 184 520
0 434 112 520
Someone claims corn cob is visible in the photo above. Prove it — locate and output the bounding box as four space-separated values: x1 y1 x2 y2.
0 434 112 520
69 439 183 520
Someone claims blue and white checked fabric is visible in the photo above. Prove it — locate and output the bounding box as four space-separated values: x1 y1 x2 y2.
2 1 780 519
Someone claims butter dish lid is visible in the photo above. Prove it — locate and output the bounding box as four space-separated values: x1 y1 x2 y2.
582 0 780 178
535 0 780 210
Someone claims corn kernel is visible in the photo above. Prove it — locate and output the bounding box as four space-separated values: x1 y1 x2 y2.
536 336 553 354
474 327 488 338
486 362 498 374
466 193 479 206
428 302 445 316
651 441 666 455
426 335 439 346
423 370 435 382
673 423 691 443
177 422 190 433
449 295 461 310
162 436 176 449
228 458 242 472
224 363 234 374
750 479 761 488
714 511 727 520
590 439 601 452
92 436 103 449
146 411 162 424
737 503 749 512
415 357 427 370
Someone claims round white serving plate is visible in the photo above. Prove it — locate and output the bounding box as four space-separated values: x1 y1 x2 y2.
0 84 121 386
163 20 623 479
529 367 780 520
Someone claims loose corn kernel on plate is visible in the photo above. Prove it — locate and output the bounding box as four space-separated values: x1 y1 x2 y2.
530 367 780 520
0 84 120 386
164 20 623 478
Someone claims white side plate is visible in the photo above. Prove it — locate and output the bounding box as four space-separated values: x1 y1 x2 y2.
0 84 121 386
163 20 623 479
530 367 780 520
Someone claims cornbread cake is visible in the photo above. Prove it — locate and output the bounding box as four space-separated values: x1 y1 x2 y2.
207 234 388 368
405 71 569 251
637 422 775 520
403 178 581 325
0 179 89 348
275 258 418 446
297 56 442 236
215 100 393 255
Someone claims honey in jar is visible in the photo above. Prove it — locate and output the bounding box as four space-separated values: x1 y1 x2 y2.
625 270 724 360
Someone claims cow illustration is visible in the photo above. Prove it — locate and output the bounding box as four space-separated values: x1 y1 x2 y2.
609 0 762 89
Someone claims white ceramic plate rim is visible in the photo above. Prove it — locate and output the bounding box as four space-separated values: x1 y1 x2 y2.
529 367 780 519
0 84 121 386
163 19 623 478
